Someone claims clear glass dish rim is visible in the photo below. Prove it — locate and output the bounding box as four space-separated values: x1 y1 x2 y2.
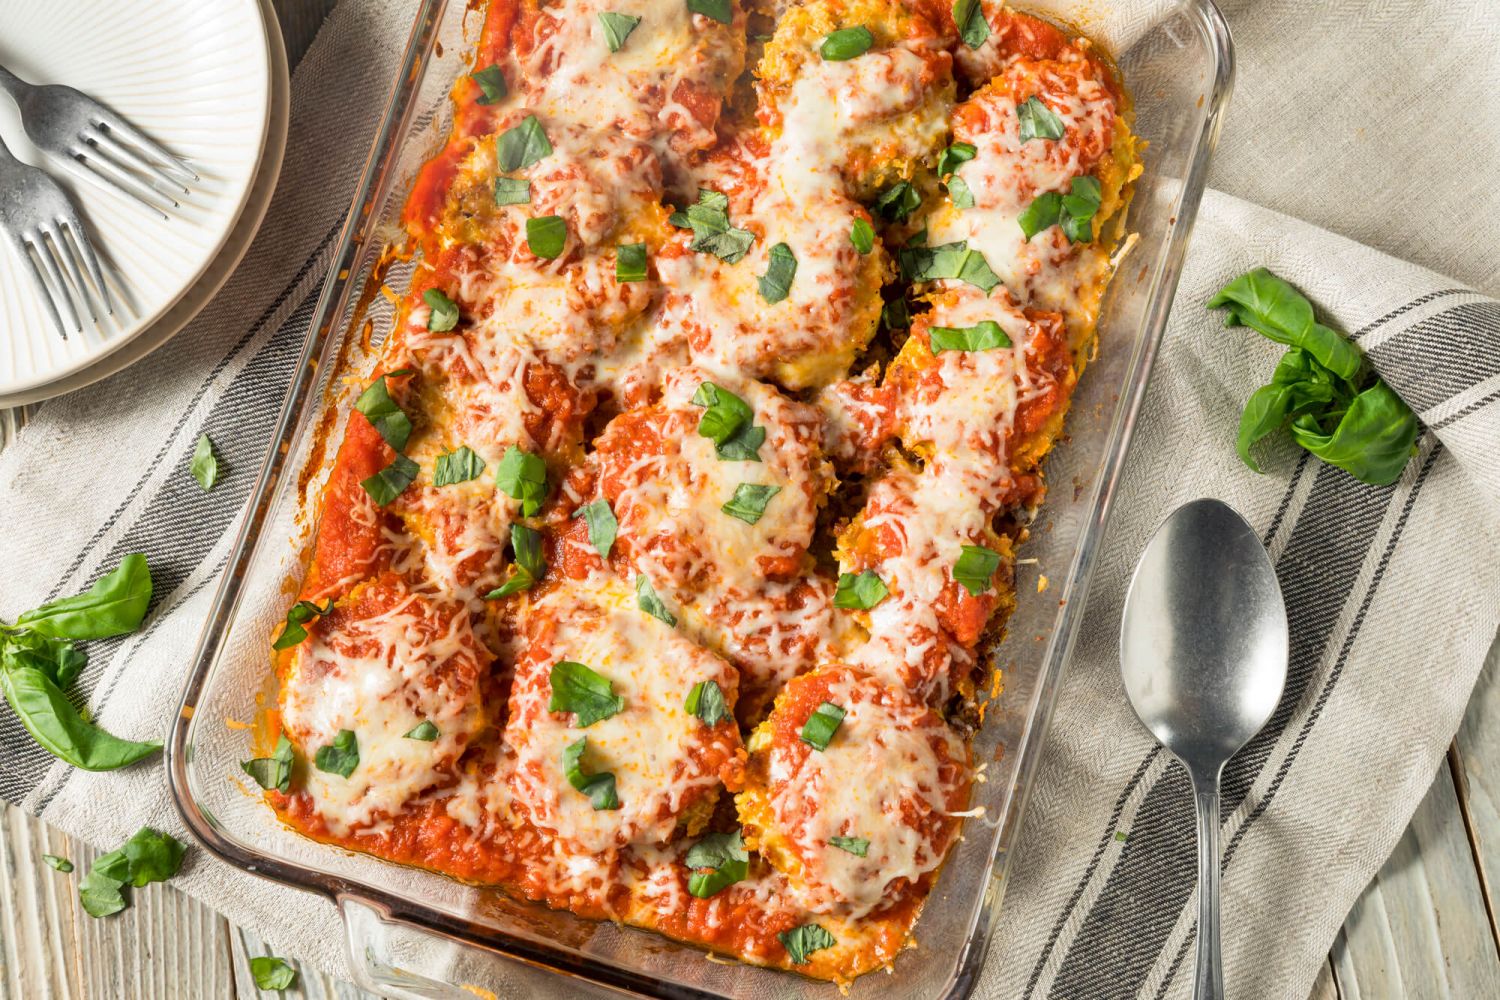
166 2 1235 996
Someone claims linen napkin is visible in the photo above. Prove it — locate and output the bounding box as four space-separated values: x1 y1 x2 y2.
0 1 1497 998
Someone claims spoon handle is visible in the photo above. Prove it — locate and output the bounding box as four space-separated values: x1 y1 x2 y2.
1191 770 1225 1000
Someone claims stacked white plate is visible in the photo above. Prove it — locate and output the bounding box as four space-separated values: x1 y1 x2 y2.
0 0 289 406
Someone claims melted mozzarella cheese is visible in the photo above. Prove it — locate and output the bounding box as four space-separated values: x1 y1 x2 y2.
505 572 742 851
759 670 968 918
280 586 486 836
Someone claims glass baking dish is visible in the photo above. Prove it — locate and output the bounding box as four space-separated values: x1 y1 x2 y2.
167 2 1232 996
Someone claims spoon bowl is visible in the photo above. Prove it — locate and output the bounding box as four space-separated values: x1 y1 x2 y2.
1120 498 1289 1000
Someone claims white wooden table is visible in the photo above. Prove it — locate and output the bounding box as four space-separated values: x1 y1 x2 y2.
2 5 1499 998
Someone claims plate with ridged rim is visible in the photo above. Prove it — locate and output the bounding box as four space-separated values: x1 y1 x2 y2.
0 0 271 396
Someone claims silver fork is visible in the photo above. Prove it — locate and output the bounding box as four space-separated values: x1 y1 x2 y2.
0 63 197 220
0 131 111 339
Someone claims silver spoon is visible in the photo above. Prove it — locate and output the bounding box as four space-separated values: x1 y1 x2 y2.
1119 498 1288 1000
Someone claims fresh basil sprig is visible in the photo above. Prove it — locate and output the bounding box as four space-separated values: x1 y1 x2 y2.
79 826 187 918
1208 267 1418 485
0 556 161 772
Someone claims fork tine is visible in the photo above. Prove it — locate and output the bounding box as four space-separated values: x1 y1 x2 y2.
11 235 69 340
41 221 99 323
26 233 81 335
75 152 177 216
83 126 188 194
59 157 168 222
57 212 112 316
93 114 198 182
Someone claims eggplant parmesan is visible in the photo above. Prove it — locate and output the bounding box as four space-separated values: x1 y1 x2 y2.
258 0 1138 982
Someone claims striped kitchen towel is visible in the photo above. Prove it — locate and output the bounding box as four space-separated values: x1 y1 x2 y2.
0 0 1497 998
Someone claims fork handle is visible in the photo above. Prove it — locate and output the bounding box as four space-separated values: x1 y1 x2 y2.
0 63 28 102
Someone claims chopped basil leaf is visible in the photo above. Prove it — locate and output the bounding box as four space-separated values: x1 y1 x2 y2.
598 11 641 51
250 956 298 992
820 25 873 61
353 372 412 452
906 225 928 246
1020 176 1100 243
721 483 780 524
685 829 748 897
120 827 187 887
434 445 485 486
471 64 507 104
798 701 845 750
403 720 439 741
873 181 921 221
313 729 359 778
929 319 1012 354
849 218 875 255
43 854 73 873
527 214 567 259
757 242 797 303
487 524 546 598
575 499 618 558
494 177 531 206
360 453 419 506
1115 829 1129 842
79 854 127 918
495 445 548 515
241 733 295 793
952 0 988 49
496 114 553 172
953 543 1002 596
882 297 910 330
779 923 836 964
686 0 732 24
635 574 678 627
272 599 333 651
1060 174 1102 243
423 287 459 331
829 835 869 856
833 570 888 610
936 141 977 177
562 737 620 810
549 661 625 727
691 382 765 461
616 242 648 282
1018 95 1066 141
190 433 219 491
898 240 1000 293
685 679 729 726
947 174 975 210
681 188 755 263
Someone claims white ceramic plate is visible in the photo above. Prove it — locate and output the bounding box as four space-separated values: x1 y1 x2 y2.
0 0 272 397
